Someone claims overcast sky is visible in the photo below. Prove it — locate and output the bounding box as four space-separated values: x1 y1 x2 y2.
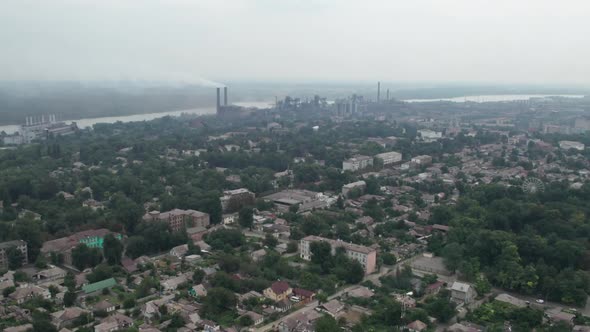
1 0 590 85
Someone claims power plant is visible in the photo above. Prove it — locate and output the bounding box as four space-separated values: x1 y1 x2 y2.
216 86 242 115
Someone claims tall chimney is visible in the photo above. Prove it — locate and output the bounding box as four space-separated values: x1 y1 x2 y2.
216 87 221 113
377 82 381 102
224 87 228 106
387 89 390 101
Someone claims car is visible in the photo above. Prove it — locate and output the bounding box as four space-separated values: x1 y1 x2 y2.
535 299 545 304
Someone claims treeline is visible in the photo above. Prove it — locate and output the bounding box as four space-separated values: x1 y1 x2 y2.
431 183 590 306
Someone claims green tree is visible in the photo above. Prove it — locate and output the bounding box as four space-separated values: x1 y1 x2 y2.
72 244 102 270
103 234 123 265
7 246 24 270
310 241 333 274
286 241 298 253
315 315 340 332
192 268 206 284
238 207 254 229
64 290 77 306
442 243 464 273
263 234 279 249
64 272 76 290
200 287 237 319
238 315 254 327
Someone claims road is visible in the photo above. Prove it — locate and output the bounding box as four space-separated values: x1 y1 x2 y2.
243 230 290 244
493 288 590 317
254 255 420 332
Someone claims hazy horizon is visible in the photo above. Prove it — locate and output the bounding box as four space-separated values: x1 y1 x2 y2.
2 0 590 85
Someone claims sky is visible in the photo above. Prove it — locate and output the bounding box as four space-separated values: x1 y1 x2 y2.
1 0 590 85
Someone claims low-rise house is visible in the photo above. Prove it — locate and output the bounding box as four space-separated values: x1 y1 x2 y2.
187 226 208 242
251 249 267 262
278 310 321 332
242 311 264 326
407 319 428 332
264 281 292 302
94 314 133 332
292 288 315 304
121 257 138 274
93 299 117 314
52 307 91 329
342 181 367 197
320 299 345 318
10 284 51 304
546 308 575 326
189 284 208 298
393 294 416 312
424 280 445 295
4 324 33 332
169 244 189 259
201 319 221 332
447 322 485 332
161 274 189 292
450 281 476 304
272 298 293 312
346 286 374 299
35 266 67 284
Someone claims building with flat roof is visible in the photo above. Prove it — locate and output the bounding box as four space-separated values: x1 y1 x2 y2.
343 155 373 172
0 240 28 269
143 209 209 232
220 188 255 213
41 229 120 266
375 151 402 165
418 129 442 142
559 140 585 151
411 155 433 166
342 181 366 197
300 235 377 274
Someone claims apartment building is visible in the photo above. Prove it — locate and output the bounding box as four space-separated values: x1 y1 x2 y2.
143 209 210 232
300 235 377 274
375 151 402 166
41 229 120 266
0 240 28 269
220 188 256 213
342 155 373 172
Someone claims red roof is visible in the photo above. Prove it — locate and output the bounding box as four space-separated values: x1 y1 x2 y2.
426 280 445 291
293 288 315 298
270 281 291 294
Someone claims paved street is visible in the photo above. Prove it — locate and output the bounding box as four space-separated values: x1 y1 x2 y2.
255 255 420 332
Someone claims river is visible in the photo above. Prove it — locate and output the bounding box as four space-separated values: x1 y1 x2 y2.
0 95 585 135
0 101 274 135
403 94 585 103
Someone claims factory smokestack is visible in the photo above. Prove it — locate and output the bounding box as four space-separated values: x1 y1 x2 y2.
224 87 228 106
387 89 390 101
216 87 221 113
377 82 381 102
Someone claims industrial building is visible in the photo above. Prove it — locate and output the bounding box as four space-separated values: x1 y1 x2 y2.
2 115 78 145
216 86 243 115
